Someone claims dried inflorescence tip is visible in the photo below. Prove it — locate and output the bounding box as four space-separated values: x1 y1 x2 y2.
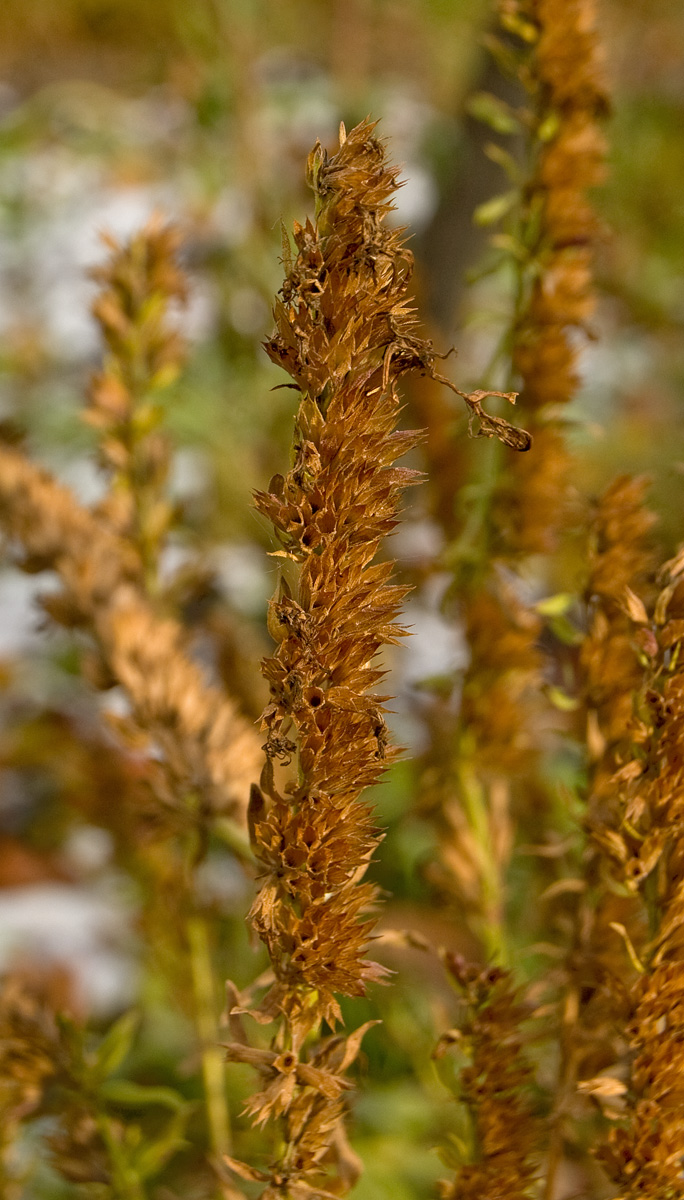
84 217 187 579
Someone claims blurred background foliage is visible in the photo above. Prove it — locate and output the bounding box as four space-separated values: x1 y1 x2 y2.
0 1 683 1197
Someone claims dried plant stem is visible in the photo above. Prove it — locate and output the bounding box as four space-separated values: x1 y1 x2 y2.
96 1117 147 1200
423 0 607 957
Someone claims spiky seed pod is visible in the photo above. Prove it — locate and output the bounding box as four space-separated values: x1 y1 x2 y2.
225 118 529 1200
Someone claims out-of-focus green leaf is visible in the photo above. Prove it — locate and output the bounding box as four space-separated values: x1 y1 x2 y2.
99 1079 187 1111
466 92 522 135
132 1107 190 1181
93 1011 140 1082
473 189 518 227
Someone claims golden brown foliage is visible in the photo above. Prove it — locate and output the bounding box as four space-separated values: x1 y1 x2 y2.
416 0 608 950
0 224 262 834
534 478 656 1196
583 476 657 829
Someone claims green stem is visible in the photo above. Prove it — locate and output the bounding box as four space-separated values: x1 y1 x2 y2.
186 915 231 1159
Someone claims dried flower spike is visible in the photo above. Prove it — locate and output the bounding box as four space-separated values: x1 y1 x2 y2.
225 118 517 1199
495 0 608 555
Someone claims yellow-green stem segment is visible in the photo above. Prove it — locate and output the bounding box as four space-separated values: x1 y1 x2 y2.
186 916 231 1159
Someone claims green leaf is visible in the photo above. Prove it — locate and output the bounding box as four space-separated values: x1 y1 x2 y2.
473 190 518 227
100 1079 187 1112
484 141 522 182
93 1011 140 1082
535 592 575 616
546 685 580 712
438 1133 472 1170
466 92 521 135
500 11 539 42
133 1108 190 1181
481 34 520 78
490 233 528 260
464 253 508 285
537 111 561 142
549 615 584 647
